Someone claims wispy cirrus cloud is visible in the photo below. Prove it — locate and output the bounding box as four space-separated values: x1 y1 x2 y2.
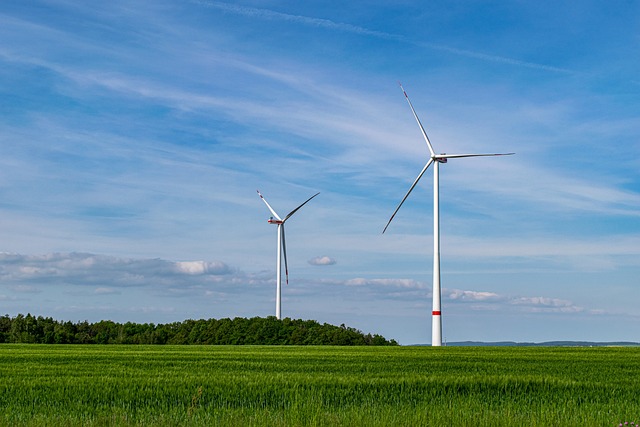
193 0 401 40
194 1 573 74
94 287 120 295
10 285 42 294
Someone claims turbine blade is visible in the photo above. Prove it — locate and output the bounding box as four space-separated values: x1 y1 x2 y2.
399 83 436 158
281 225 289 285
383 158 434 234
436 153 515 159
283 192 320 222
257 190 282 221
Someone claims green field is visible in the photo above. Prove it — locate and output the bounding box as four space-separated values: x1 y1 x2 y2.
0 345 638 426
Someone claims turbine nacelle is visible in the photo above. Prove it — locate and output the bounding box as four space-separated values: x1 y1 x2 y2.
268 217 283 225
434 156 448 164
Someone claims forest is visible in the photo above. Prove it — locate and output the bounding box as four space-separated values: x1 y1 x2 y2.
0 314 398 346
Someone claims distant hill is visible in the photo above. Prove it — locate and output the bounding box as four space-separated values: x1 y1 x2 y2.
439 341 640 347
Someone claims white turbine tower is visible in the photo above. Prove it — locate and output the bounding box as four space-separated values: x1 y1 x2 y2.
383 84 514 346
258 190 320 320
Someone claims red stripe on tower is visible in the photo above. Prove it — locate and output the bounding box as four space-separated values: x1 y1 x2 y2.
432 311 441 316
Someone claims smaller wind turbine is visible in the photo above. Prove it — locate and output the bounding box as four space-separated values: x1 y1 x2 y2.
257 190 319 320
383 83 514 346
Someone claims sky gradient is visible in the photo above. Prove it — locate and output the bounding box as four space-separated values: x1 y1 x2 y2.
1 1 639 344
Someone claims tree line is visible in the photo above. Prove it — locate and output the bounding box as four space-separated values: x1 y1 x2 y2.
0 314 398 346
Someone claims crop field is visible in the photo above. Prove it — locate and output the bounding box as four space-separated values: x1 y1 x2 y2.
0 345 639 426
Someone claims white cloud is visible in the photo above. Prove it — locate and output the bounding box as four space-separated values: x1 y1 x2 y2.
442 289 592 315
1 252 591 318
174 261 233 275
343 278 425 288
448 290 500 301
0 252 236 289
308 256 336 266
510 296 586 313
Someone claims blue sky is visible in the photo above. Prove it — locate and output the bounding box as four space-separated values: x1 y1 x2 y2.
0 1 638 344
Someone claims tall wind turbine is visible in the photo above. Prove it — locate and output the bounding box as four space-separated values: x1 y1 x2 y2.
383 84 514 346
258 190 319 320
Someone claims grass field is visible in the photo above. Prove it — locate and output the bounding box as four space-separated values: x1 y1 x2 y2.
0 345 639 426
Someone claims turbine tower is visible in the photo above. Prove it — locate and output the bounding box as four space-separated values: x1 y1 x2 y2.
383 84 514 346
258 190 319 320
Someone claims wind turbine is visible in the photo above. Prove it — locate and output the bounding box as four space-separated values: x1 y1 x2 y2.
383 84 514 346
257 190 320 320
